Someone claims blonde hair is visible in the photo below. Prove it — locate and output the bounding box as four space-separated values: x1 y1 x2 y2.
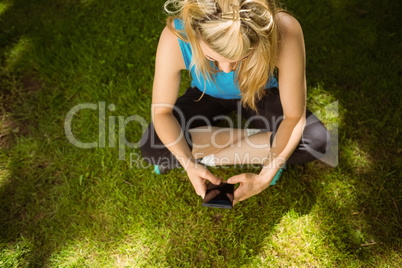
165 0 280 111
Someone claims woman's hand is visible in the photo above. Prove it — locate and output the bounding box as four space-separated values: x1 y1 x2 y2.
185 162 222 199
226 173 270 206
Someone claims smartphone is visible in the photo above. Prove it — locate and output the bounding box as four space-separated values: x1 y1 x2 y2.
202 182 234 209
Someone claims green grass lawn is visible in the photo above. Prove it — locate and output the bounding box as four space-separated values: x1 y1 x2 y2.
0 0 401 267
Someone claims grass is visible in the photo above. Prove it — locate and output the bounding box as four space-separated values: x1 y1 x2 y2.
0 0 401 267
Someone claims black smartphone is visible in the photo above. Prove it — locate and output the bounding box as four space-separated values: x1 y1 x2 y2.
202 182 234 209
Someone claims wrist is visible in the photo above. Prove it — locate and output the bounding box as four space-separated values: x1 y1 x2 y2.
252 173 271 191
259 167 277 183
170 152 195 171
260 155 285 174
259 161 287 186
181 157 198 172
260 162 281 176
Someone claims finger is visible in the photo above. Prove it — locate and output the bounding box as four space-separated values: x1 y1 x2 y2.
232 186 244 206
204 189 220 203
227 174 245 184
204 170 221 185
199 183 207 199
232 194 238 207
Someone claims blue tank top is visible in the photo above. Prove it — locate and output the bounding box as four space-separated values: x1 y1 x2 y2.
174 19 278 100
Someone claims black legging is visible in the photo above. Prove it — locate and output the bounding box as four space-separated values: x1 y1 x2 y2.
140 87 330 167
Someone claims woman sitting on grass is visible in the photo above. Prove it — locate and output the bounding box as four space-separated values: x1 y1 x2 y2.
140 0 330 206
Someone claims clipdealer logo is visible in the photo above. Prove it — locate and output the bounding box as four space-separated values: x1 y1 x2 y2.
64 101 339 167
64 102 147 160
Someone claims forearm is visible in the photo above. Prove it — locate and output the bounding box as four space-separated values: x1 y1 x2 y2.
153 112 195 169
259 117 305 179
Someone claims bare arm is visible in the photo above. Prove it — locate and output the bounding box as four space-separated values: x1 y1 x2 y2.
259 13 307 179
152 26 193 166
152 25 221 196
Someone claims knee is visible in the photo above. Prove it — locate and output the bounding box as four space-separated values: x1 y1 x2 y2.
303 120 330 157
139 123 159 164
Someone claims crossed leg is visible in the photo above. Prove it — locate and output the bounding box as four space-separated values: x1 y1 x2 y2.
140 87 330 168
189 126 273 165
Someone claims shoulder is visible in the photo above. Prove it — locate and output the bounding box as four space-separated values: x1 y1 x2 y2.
274 12 305 62
160 20 180 46
159 19 188 52
275 12 303 39
156 21 186 71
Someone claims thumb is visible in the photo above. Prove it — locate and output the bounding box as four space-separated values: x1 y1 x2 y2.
204 170 221 185
227 175 244 184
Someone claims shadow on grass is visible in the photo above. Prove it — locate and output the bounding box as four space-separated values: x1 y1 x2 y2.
0 0 162 266
141 165 317 266
0 0 401 266
289 0 401 262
